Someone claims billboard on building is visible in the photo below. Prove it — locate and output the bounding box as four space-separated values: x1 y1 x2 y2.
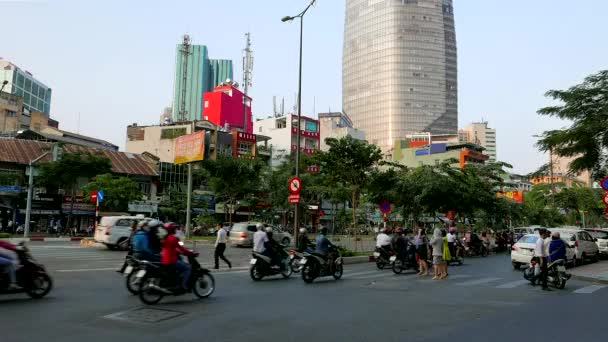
174 131 205 164
497 191 524 203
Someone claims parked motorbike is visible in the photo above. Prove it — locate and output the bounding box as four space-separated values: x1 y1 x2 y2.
249 250 293 281
137 254 215 305
373 246 394 270
0 242 52 299
301 246 343 283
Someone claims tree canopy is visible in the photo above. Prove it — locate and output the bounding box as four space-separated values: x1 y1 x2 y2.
82 174 142 212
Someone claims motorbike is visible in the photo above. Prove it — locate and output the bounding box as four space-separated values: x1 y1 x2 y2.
137 254 215 305
391 244 418 274
301 246 343 283
0 242 52 299
250 249 293 281
523 258 570 289
463 239 488 257
447 242 465 266
121 255 161 295
373 246 394 270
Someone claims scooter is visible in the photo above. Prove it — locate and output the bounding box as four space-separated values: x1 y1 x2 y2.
250 250 293 281
137 254 215 305
301 246 343 283
0 242 52 299
391 245 419 274
373 246 394 269
523 257 570 289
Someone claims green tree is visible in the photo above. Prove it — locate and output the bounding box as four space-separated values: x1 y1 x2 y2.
536 70 608 179
82 174 142 212
316 136 383 238
202 156 264 223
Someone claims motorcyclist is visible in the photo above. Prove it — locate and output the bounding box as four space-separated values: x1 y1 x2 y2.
161 223 198 291
393 228 408 260
264 227 283 268
447 227 457 259
548 232 567 263
297 227 313 253
0 240 19 289
376 228 393 260
132 221 160 262
315 226 336 272
253 223 268 254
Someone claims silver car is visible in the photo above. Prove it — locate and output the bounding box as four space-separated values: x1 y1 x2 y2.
229 222 293 247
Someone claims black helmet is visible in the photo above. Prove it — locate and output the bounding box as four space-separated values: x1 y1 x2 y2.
320 227 328 235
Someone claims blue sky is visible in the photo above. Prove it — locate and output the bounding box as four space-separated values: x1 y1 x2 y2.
1 0 607 174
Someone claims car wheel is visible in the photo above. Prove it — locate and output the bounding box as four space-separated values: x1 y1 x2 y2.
581 253 587 265
512 262 521 270
592 253 600 263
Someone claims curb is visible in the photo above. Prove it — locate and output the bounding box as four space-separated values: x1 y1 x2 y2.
1 237 85 243
571 274 608 285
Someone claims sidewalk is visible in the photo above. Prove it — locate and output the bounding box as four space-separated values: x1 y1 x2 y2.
569 260 608 284
1 237 85 243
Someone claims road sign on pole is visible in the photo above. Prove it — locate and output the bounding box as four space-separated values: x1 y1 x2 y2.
97 190 105 203
380 200 391 214
603 193 608 207
601 177 608 191
288 177 302 194
289 194 301 204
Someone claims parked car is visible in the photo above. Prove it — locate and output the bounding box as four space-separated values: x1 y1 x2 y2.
94 215 148 250
229 222 293 247
550 228 600 263
511 233 575 269
584 228 608 257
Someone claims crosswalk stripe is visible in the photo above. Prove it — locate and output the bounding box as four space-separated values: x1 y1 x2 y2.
455 277 501 286
344 270 385 279
573 285 607 294
496 280 529 289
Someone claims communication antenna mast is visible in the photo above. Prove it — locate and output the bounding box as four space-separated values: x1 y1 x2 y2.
179 34 192 122
242 32 254 131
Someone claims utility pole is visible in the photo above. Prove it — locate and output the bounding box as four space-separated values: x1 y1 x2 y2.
179 35 192 123
242 32 254 132
549 147 555 208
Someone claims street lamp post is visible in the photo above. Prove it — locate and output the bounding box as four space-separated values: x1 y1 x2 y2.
24 152 51 238
282 0 316 243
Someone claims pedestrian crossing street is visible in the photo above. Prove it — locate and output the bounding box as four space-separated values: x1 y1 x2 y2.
340 269 608 295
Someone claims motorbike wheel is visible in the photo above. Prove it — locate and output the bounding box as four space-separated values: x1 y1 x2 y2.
126 271 140 295
290 259 302 274
193 272 215 298
250 264 263 281
376 259 385 270
332 263 344 280
481 248 488 257
302 264 315 284
138 274 164 305
392 260 403 274
457 256 464 265
25 272 53 299
555 274 567 289
280 261 293 279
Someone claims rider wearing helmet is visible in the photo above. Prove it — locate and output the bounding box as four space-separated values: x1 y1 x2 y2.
393 227 408 260
265 226 283 268
161 223 198 290
315 226 336 272
132 221 160 262
297 227 312 253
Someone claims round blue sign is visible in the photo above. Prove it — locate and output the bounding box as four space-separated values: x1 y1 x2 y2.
380 201 391 214
602 177 608 191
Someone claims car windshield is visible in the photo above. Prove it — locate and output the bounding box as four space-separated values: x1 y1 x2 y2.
588 231 608 239
519 235 538 244
231 223 249 232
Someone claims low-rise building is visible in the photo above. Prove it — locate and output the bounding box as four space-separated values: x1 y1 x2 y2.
318 112 365 151
203 82 253 134
392 140 489 169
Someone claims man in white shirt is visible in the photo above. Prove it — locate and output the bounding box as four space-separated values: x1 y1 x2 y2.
214 223 231 269
534 229 550 290
253 223 268 254
376 228 392 248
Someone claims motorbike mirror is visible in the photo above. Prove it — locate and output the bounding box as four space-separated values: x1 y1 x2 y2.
178 241 184 246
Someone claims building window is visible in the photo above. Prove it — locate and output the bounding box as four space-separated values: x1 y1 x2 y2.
139 182 151 196
305 121 318 132
276 118 286 129
238 142 252 154
258 127 262 133
6 110 17 117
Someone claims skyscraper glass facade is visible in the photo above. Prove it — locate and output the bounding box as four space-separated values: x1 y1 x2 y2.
172 45 233 122
343 0 457 151
0 60 52 115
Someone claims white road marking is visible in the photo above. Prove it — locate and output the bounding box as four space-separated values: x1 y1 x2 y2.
455 277 502 286
56 268 117 273
573 285 607 294
496 280 529 289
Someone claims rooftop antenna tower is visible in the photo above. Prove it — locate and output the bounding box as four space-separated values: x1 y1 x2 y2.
242 32 254 131
179 34 192 123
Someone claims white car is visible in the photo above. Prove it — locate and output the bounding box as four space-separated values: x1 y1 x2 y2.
550 228 600 263
584 229 608 257
94 216 147 250
511 234 575 269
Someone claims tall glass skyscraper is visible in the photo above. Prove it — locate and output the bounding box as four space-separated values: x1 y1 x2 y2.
0 60 52 115
172 43 233 122
343 0 457 151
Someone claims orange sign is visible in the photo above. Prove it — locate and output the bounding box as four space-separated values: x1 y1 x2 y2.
497 191 524 203
174 131 205 164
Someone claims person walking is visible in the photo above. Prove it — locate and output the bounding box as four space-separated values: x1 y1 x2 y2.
430 228 445 280
214 223 232 269
535 229 550 291
415 228 429 276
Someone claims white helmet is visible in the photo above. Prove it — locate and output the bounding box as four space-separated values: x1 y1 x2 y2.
299 227 307 234
265 227 273 233
256 223 264 231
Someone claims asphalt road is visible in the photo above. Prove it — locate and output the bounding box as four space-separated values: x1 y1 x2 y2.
1 243 607 342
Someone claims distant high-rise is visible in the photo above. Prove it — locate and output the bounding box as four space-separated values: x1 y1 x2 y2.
171 38 233 122
0 59 52 115
461 121 497 163
343 0 458 151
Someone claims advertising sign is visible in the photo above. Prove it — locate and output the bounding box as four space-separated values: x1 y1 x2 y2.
174 131 205 164
497 191 524 203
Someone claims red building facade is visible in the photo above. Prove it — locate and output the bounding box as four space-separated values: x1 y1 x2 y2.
203 85 253 134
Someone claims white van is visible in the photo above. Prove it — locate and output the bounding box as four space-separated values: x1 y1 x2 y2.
94 216 147 250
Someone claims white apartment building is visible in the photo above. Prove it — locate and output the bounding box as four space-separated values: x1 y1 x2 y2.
318 112 365 151
461 122 497 163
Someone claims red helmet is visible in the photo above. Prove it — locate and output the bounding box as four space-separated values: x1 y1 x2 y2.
395 227 404 234
164 222 178 235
